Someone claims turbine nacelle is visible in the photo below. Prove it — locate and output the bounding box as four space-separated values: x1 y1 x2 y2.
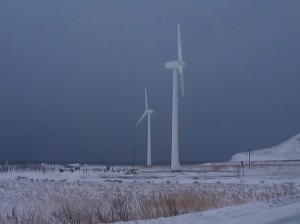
146 109 154 114
165 61 186 77
164 61 186 70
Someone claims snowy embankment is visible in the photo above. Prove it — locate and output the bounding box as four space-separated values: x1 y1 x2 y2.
231 132 300 161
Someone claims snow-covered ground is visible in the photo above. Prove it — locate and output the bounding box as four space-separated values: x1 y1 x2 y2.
1 162 300 223
2 134 300 223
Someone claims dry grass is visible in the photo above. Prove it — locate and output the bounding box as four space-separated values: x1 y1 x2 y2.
1 182 299 224
50 182 299 223
0 207 53 224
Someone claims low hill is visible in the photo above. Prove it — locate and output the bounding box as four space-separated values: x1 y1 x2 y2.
230 132 300 162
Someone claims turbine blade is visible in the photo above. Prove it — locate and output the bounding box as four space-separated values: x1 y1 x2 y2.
179 70 184 98
178 65 183 76
178 23 183 62
136 112 147 126
145 89 148 110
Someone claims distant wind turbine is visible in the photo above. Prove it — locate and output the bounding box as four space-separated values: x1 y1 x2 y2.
164 23 186 171
136 89 154 167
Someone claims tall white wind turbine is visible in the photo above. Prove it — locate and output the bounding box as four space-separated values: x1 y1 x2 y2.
164 23 186 171
136 89 154 167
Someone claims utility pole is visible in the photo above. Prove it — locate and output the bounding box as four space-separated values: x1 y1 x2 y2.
248 149 251 169
132 147 136 170
5 160 8 172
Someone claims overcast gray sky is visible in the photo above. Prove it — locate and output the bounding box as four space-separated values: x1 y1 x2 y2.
0 1 300 164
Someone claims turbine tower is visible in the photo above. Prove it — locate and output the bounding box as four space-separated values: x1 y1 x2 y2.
164 23 186 171
136 89 154 167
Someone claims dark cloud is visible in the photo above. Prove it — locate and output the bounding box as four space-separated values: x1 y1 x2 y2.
0 1 300 164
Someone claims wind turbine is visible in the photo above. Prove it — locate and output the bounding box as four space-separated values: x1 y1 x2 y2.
164 23 186 171
136 89 154 167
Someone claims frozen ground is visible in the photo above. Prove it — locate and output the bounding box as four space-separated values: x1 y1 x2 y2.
1 162 300 223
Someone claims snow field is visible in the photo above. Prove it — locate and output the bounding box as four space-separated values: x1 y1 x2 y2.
1 164 300 223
